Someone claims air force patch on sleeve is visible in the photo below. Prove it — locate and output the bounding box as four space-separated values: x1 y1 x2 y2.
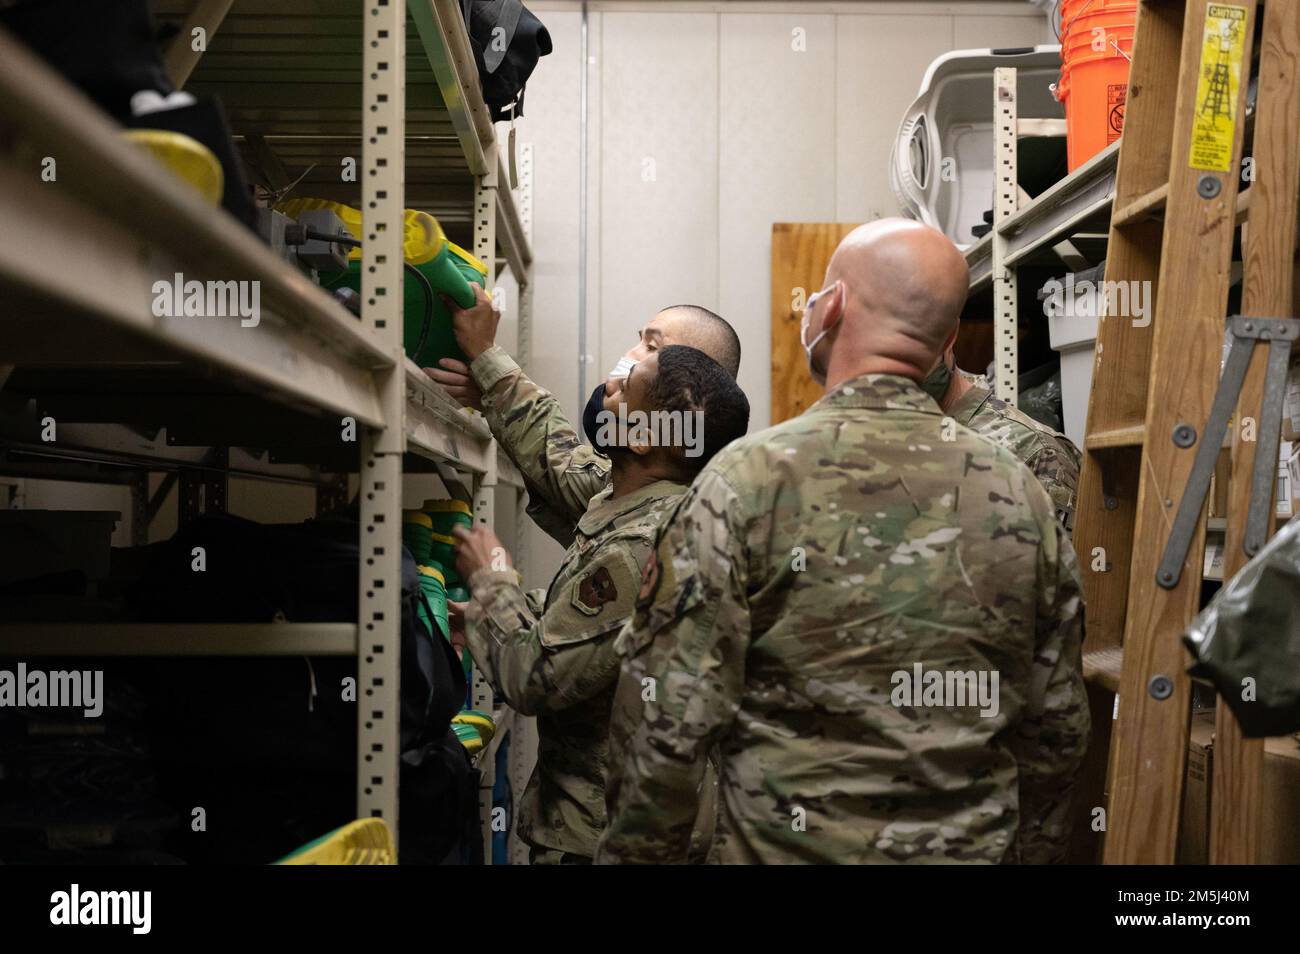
573 565 619 616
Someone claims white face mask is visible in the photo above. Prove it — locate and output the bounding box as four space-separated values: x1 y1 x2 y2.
800 288 832 386
607 356 638 381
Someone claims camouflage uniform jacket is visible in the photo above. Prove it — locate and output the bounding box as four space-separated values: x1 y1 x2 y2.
471 346 610 548
596 373 1089 865
465 478 686 860
948 384 1082 530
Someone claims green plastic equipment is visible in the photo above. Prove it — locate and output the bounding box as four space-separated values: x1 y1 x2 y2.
416 563 451 643
276 198 488 368
402 509 434 565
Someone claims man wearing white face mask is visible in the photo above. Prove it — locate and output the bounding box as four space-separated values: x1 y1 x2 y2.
598 219 1088 865
425 286 742 548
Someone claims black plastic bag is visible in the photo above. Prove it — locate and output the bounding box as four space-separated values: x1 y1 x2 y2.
1184 517 1300 736
460 0 553 120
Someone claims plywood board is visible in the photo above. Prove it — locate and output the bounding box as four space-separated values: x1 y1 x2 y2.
770 222 856 424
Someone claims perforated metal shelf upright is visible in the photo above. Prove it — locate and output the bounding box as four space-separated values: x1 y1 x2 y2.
0 0 535 859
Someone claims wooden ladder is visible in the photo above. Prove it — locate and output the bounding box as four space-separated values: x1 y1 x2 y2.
1073 0 1300 864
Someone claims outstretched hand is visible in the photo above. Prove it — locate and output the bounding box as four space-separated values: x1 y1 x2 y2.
453 524 511 582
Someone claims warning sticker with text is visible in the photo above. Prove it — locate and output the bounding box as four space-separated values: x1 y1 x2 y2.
1189 4 1247 172
1107 84 1127 144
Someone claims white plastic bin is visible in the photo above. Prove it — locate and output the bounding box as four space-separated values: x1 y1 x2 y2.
891 45 1064 250
1041 267 1102 448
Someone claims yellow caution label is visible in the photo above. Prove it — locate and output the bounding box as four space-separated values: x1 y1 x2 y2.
1189 4 1248 172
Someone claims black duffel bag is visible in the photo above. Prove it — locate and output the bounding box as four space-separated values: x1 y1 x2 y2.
460 0 553 120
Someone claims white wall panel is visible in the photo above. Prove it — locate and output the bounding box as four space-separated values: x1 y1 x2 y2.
719 12 837 429
598 12 720 377
952 13 1049 48
506 10 587 586
834 14 955 222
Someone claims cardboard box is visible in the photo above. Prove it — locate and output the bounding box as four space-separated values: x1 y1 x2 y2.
1282 360 1300 442
1263 734 1300 863
1179 711 1216 864
1289 444 1300 516
1278 441 1294 519
1207 443 1293 520
1178 710 1300 864
1209 448 1231 518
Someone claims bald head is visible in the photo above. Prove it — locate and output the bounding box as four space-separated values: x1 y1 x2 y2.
811 218 969 389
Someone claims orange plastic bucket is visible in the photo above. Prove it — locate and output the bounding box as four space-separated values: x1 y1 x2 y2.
1056 0 1138 170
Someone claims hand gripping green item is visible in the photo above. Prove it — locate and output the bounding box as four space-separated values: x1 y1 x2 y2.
1184 516 1300 736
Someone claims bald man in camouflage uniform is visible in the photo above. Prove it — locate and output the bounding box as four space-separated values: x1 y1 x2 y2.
452 346 750 863
597 220 1088 865
924 360 1082 530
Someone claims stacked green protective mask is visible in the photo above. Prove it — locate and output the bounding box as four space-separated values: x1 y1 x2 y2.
402 510 434 565
415 563 450 643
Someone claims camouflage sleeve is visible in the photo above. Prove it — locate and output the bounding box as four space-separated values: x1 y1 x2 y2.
1013 489 1090 864
524 587 547 617
597 470 752 865
471 346 610 547
462 543 648 717
1023 438 1082 532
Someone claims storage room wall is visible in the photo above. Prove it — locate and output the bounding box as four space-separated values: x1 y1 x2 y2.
509 0 1052 581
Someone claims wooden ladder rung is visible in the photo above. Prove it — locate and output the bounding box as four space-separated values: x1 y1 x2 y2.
1112 183 1254 231
1084 424 1147 450
1113 183 1170 228
1083 647 1124 694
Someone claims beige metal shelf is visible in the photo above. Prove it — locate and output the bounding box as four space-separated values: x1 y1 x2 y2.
0 623 357 656
0 0 536 856
158 0 532 283
966 139 1119 294
0 32 391 428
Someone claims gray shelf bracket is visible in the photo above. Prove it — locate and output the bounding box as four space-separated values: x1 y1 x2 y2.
1156 314 1298 589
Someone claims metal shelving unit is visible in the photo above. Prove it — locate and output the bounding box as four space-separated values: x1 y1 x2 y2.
0 0 533 859
966 139 1119 296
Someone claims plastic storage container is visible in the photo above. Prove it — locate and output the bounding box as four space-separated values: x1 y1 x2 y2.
277 198 487 368
891 45 1065 249
1055 0 1137 170
1041 263 1104 448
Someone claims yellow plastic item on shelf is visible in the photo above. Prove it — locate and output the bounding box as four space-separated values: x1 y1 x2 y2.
453 708 496 745
275 198 487 277
452 722 484 754
122 129 223 205
274 818 396 865
402 509 433 529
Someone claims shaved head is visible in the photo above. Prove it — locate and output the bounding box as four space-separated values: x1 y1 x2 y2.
808 218 969 389
652 305 741 377
620 305 742 379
